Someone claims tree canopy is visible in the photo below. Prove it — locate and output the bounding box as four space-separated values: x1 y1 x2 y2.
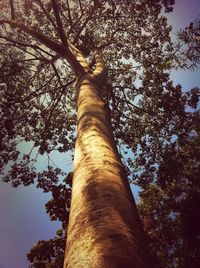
0 1 199 267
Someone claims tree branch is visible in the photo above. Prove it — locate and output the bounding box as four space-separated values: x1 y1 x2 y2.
51 0 67 46
35 0 57 30
67 0 93 36
67 39 89 71
98 28 118 50
66 0 73 27
73 2 100 44
0 34 55 58
9 0 15 19
78 0 84 15
0 20 85 76
0 20 65 54
93 50 107 79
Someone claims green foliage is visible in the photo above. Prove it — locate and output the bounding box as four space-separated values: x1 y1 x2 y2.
0 0 199 267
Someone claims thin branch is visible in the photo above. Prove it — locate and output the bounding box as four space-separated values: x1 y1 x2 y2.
0 40 40 59
47 154 58 168
22 75 57 103
6 58 42 64
78 0 84 15
35 0 57 30
73 3 99 44
40 77 75 139
9 0 15 19
66 0 73 27
68 0 93 36
98 28 118 50
0 34 55 58
51 0 67 45
116 91 153 116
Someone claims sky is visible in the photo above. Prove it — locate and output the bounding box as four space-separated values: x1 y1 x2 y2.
0 1 200 267
167 0 200 91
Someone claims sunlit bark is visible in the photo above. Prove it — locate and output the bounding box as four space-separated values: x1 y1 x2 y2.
0 12 149 267
64 69 148 267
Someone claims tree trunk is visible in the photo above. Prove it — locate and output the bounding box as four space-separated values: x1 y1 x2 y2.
64 74 148 268
0 14 149 268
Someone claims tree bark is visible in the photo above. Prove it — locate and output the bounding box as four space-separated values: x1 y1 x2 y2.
0 13 149 268
64 74 148 268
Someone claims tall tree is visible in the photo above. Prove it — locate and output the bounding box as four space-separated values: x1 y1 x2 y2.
4 0 200 267
134 18 200 268
27 16 200 268
137 95 200 267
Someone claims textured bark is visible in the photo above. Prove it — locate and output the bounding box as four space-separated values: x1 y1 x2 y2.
64 74 148 268
0 11 149 268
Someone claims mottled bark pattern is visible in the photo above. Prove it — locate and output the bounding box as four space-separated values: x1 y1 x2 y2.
64 75 148 268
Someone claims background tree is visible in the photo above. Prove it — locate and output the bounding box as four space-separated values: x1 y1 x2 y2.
135 19 200 268
0 1 199 267
137 90 200 267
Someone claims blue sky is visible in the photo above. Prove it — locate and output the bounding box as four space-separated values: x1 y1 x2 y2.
0 1 200 267
167 0 200 91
